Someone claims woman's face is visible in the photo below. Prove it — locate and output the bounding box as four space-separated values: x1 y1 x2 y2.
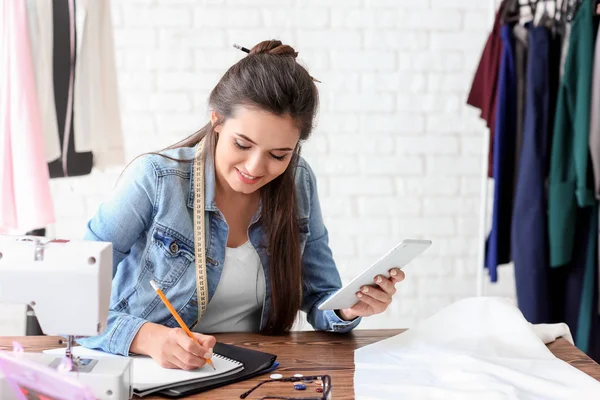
213 106 300 196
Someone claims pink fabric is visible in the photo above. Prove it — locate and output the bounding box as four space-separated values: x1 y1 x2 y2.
0 0 55 233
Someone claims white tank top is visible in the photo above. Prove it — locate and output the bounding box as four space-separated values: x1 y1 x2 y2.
193 240 266 333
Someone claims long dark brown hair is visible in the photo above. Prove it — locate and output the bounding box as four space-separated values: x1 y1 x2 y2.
162 40 319 334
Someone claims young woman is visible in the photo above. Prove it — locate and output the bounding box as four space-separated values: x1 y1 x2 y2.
78 40 405 370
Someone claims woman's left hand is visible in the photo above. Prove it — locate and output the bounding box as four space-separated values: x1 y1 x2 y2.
337 268 405 321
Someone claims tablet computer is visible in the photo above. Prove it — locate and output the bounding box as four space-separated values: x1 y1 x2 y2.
318 239 432 311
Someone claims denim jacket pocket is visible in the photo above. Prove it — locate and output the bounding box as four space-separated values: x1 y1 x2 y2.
113 295 131 313
147 225 194 288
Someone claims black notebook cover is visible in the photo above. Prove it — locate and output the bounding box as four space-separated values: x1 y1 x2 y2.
156 342 277 398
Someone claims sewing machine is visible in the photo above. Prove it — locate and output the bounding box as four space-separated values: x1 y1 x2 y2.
0 235 132 399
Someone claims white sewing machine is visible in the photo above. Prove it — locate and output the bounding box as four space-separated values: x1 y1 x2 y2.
0 235 132 399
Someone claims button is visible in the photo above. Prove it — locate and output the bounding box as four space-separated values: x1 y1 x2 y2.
169 242 179 254
270 374 283 380
293 374 303 378
316 387 324 393
294 384 307 390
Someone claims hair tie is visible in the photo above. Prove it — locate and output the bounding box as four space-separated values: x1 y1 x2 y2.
232 43 321 83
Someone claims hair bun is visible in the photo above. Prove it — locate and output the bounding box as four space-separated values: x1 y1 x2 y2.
249 40 298 58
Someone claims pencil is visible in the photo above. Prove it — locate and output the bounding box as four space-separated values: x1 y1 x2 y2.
232 43 251 53
149 280 216 370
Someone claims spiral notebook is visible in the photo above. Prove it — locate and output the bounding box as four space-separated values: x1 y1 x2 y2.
157 342 278 398
43 346 244 397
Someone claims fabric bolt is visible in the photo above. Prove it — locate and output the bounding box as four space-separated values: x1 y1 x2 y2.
0 0 55 234
485 24 517 283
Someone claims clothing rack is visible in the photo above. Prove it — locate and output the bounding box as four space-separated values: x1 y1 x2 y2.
476 0 498 297
469 0 600 364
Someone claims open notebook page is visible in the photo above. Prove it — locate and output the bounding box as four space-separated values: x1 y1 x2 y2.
43 346 243 396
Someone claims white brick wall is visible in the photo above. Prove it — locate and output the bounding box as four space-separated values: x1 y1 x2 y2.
1 0 514 335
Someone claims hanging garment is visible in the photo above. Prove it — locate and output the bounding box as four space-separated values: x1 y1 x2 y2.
551 203 599 362
25 0 61 164
48 0 93 178
548 0 596 268
72 0 124 169
559 22 572 78
588 256 600 362
512 25 560 324
0 0 55 233
590 14 600 199
575 204 598 355
466 1 506 178
588 9 600 316
512 22 529 191
485 24 517 283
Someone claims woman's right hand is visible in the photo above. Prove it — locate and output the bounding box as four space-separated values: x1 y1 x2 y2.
130 322 217 370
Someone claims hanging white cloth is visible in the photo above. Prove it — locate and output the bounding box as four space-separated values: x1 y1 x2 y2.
25 0 61 164
74 0 124 168
354 297 600 400
72 0 124 169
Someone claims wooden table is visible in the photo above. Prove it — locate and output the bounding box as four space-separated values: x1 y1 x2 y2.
2 330 599 399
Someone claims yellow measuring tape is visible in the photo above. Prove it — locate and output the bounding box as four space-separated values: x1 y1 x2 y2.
193 139 209 320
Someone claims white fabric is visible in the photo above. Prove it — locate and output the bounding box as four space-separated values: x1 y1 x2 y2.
25 0 61 163
193 241 265 333
354 297 600 400
530 322 574 346
73 0 124 169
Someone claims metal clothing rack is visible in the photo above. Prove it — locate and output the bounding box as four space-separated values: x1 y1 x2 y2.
475 0 577 296
476 0 500 297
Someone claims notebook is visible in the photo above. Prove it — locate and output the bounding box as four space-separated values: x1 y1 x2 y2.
157 342 277 398
43 346 243 397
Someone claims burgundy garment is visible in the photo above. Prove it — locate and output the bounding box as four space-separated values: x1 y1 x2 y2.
467 1 506 178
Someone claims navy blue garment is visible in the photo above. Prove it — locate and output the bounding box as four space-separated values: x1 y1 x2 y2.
485 25 517 282
559 205 595 352
588 256 600 363
511 26 553 323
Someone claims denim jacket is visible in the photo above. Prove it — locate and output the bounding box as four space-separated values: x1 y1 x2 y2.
78 144 360 355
